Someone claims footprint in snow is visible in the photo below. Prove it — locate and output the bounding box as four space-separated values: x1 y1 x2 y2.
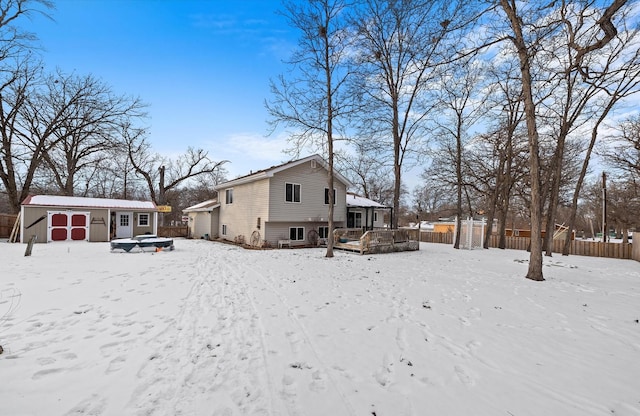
63 394 107 416
454 365 476 386
309 370 327 392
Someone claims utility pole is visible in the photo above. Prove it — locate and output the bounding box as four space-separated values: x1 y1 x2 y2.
601 172 607 243
159 165 166 227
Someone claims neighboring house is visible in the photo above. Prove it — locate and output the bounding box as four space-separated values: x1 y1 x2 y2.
211 155 352 247
20 195 158 243
183 198 220 240
433 222 456 233
346 192 390 230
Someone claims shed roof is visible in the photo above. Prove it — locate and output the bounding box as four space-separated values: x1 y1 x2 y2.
22 195 157 211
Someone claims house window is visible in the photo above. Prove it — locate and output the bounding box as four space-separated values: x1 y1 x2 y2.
285 183 301 203
324 188 336 205
289 227 304 241
138 213 150 227
318 226 329 239
225 189 233 204
222 224 228 235
374 212 378 222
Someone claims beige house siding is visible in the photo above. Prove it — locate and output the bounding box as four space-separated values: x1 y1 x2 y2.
373 209 386 228
21 206 50 243
213 155 351 247
132 212 156 237
189 212 210 239
268 161 347 223
264 220 346 247
89 209 110 241
218 178 270 242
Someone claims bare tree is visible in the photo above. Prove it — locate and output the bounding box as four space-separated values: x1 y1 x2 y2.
596 116 640 242
599 115 640 180
350 0 465 229
496 0 628 281
0 0 52 62
0 0 53 213
125 133 227 224
414 165 456 220
33 70 148 196
266 0 353 257
477 59 529 249
432 57 486 248
528 1 640 256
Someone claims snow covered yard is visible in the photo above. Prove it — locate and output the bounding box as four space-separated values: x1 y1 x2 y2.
1 239 639 416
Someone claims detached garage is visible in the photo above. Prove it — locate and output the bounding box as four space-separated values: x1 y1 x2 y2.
20 195 158 243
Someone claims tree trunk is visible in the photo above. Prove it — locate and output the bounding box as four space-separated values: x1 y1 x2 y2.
158 165 166 227
324 23 335 258
563 98 617 255
501 0 544 281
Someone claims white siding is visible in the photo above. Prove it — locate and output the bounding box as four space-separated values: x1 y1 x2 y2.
190 212 210 239
218 178 270 242
264 221 346 247
268 161 347 223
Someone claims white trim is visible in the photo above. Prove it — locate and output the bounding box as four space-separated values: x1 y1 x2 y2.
289 226 305 241
137 212 151 227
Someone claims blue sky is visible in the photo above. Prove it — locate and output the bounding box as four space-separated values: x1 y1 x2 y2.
30 0 297 180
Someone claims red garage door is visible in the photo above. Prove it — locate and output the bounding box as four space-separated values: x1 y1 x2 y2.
48 211 90 242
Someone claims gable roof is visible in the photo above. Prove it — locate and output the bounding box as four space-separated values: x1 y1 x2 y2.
346 193 388 208
214 154 352 190
22 195 157 211
183 199 220 213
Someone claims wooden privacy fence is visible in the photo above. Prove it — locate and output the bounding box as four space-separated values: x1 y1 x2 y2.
0 214 18 238
420 231 633 260
157 226 188 238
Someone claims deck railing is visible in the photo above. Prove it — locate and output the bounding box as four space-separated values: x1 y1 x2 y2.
334 228 419 254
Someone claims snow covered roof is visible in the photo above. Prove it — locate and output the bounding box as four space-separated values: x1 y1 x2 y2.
346 193 388 208
22 195 157 210
183 199 220 213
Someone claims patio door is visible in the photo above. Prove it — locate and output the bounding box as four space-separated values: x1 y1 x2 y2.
115 212 133 238
347 212 362 228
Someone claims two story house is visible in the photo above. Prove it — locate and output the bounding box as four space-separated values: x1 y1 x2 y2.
208 155 352 247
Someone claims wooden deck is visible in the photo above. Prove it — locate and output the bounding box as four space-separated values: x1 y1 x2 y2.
333 228 419 254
